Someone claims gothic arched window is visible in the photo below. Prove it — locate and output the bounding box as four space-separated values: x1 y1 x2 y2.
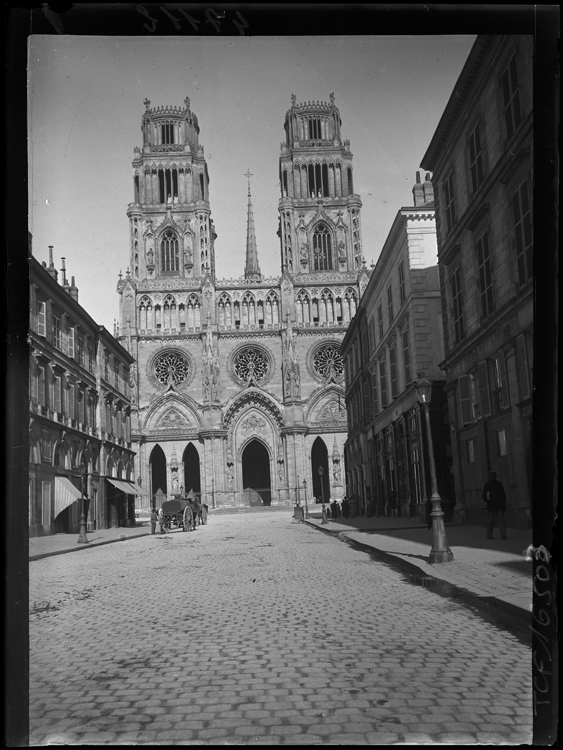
160 230 179 273
313 223 333 271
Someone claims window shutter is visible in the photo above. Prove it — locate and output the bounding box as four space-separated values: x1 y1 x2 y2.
372 370 378 415
54 376 61 413
459 375 472 424
515 334 531 400
37 301 46 336
363 376 372 423
68 326 75 358
478 360 492 417
498 350 509 409
30 366 37 403
38 366 46 406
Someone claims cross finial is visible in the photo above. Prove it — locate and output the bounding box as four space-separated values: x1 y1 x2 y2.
244 169 254 195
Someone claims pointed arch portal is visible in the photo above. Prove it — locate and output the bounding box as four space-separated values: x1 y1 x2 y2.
150 444 167 499
242 440 271 506
183 443 201 497
311 437 330 503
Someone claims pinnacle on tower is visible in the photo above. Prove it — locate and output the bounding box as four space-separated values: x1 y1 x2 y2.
243 170 262 281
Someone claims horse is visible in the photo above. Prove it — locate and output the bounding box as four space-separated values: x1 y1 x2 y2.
186 496 209 529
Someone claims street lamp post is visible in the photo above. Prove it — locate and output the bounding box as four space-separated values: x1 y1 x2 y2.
77 465 89 545
319 465 328 524
415 375 453 563
303 479 309 518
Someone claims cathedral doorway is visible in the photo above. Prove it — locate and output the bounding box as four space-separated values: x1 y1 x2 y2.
242 439 271 506
183 443 201 497
311 437 330 503
150 444 167 500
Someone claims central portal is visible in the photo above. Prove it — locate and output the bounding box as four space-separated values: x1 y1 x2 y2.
242 439 272 506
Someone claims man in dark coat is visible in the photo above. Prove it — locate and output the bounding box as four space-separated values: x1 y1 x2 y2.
341 497 350 519
482 470 507 540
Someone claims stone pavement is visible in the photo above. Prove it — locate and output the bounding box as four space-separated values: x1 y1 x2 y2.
29 510 532 745
303 513 532 623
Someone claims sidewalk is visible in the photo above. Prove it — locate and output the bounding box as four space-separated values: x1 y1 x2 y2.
304 513 532 624
29 521 154 561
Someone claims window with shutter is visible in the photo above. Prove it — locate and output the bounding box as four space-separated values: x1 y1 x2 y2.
371 369 378 415
459 375 472 425
402 329 411 385
398 262 406 305
477 360 492 417
68 326 75 358
502 53 522 142
41 429 51 462
54 376 62 413
444 171 456 232
468 121 484 193
515 333 531 400
389 348 398 398
37 300 46 336
451 267 465 343
68 384 75 419
498 350 510 410
476 232 494 319
53 316 62 350
377 304 384 340
364 376 372 423
379 360 387 408
512 181 533 285
369 318 376 352
38 366 46 406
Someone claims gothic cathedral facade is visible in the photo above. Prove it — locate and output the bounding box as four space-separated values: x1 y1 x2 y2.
117 95 370 508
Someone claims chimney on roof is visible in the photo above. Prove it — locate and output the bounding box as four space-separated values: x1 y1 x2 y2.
423 172 434 204
69 275 79 302
47 246 58 281
412 171 425 207
61 258 70 292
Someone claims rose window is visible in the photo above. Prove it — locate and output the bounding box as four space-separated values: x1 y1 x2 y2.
154 351 190 386
233 347 269 384
313 344 344 382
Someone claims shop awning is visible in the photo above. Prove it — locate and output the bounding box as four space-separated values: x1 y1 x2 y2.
106 478 142 495
122 481 143 495
54 477 82 518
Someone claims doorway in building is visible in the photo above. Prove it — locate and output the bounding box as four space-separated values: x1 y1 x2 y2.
150 445 167 505
242 439 271 506
311 437 330 503
183 443 201 497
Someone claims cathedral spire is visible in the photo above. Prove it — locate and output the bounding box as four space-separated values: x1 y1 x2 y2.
243 170 262 281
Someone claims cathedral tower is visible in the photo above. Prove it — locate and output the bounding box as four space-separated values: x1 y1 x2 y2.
278 93 363 278
126 97 216 283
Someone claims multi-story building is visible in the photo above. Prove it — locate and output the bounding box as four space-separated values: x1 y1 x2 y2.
341 174 454 521
116 95 370 509
420 35 533 528
29 247 137 536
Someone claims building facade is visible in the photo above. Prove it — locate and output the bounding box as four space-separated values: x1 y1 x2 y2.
341 175 454 521
29 247 137 536
420 35 533 528
117 95 370 509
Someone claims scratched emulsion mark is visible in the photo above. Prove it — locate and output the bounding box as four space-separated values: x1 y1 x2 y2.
136 4 249 36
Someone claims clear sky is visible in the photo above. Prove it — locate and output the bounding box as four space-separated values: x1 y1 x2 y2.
28 34 476 331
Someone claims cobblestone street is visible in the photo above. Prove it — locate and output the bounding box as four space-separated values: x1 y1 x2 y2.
30 511 532 745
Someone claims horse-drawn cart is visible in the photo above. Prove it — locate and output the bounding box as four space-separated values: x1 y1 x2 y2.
160 495 208 532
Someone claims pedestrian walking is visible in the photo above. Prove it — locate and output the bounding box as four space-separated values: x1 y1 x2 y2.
150 507 158 534
341 496 350 518
158 507 167 534
330 499 339 519
482 470 508 540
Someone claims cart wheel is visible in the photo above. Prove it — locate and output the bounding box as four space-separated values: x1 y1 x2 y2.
183 506 193 531
202 507 208 525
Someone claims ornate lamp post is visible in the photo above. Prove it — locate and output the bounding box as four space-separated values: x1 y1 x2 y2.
319 465 328 524
303 479 309 518
77 464 89 545
415 375 453 563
